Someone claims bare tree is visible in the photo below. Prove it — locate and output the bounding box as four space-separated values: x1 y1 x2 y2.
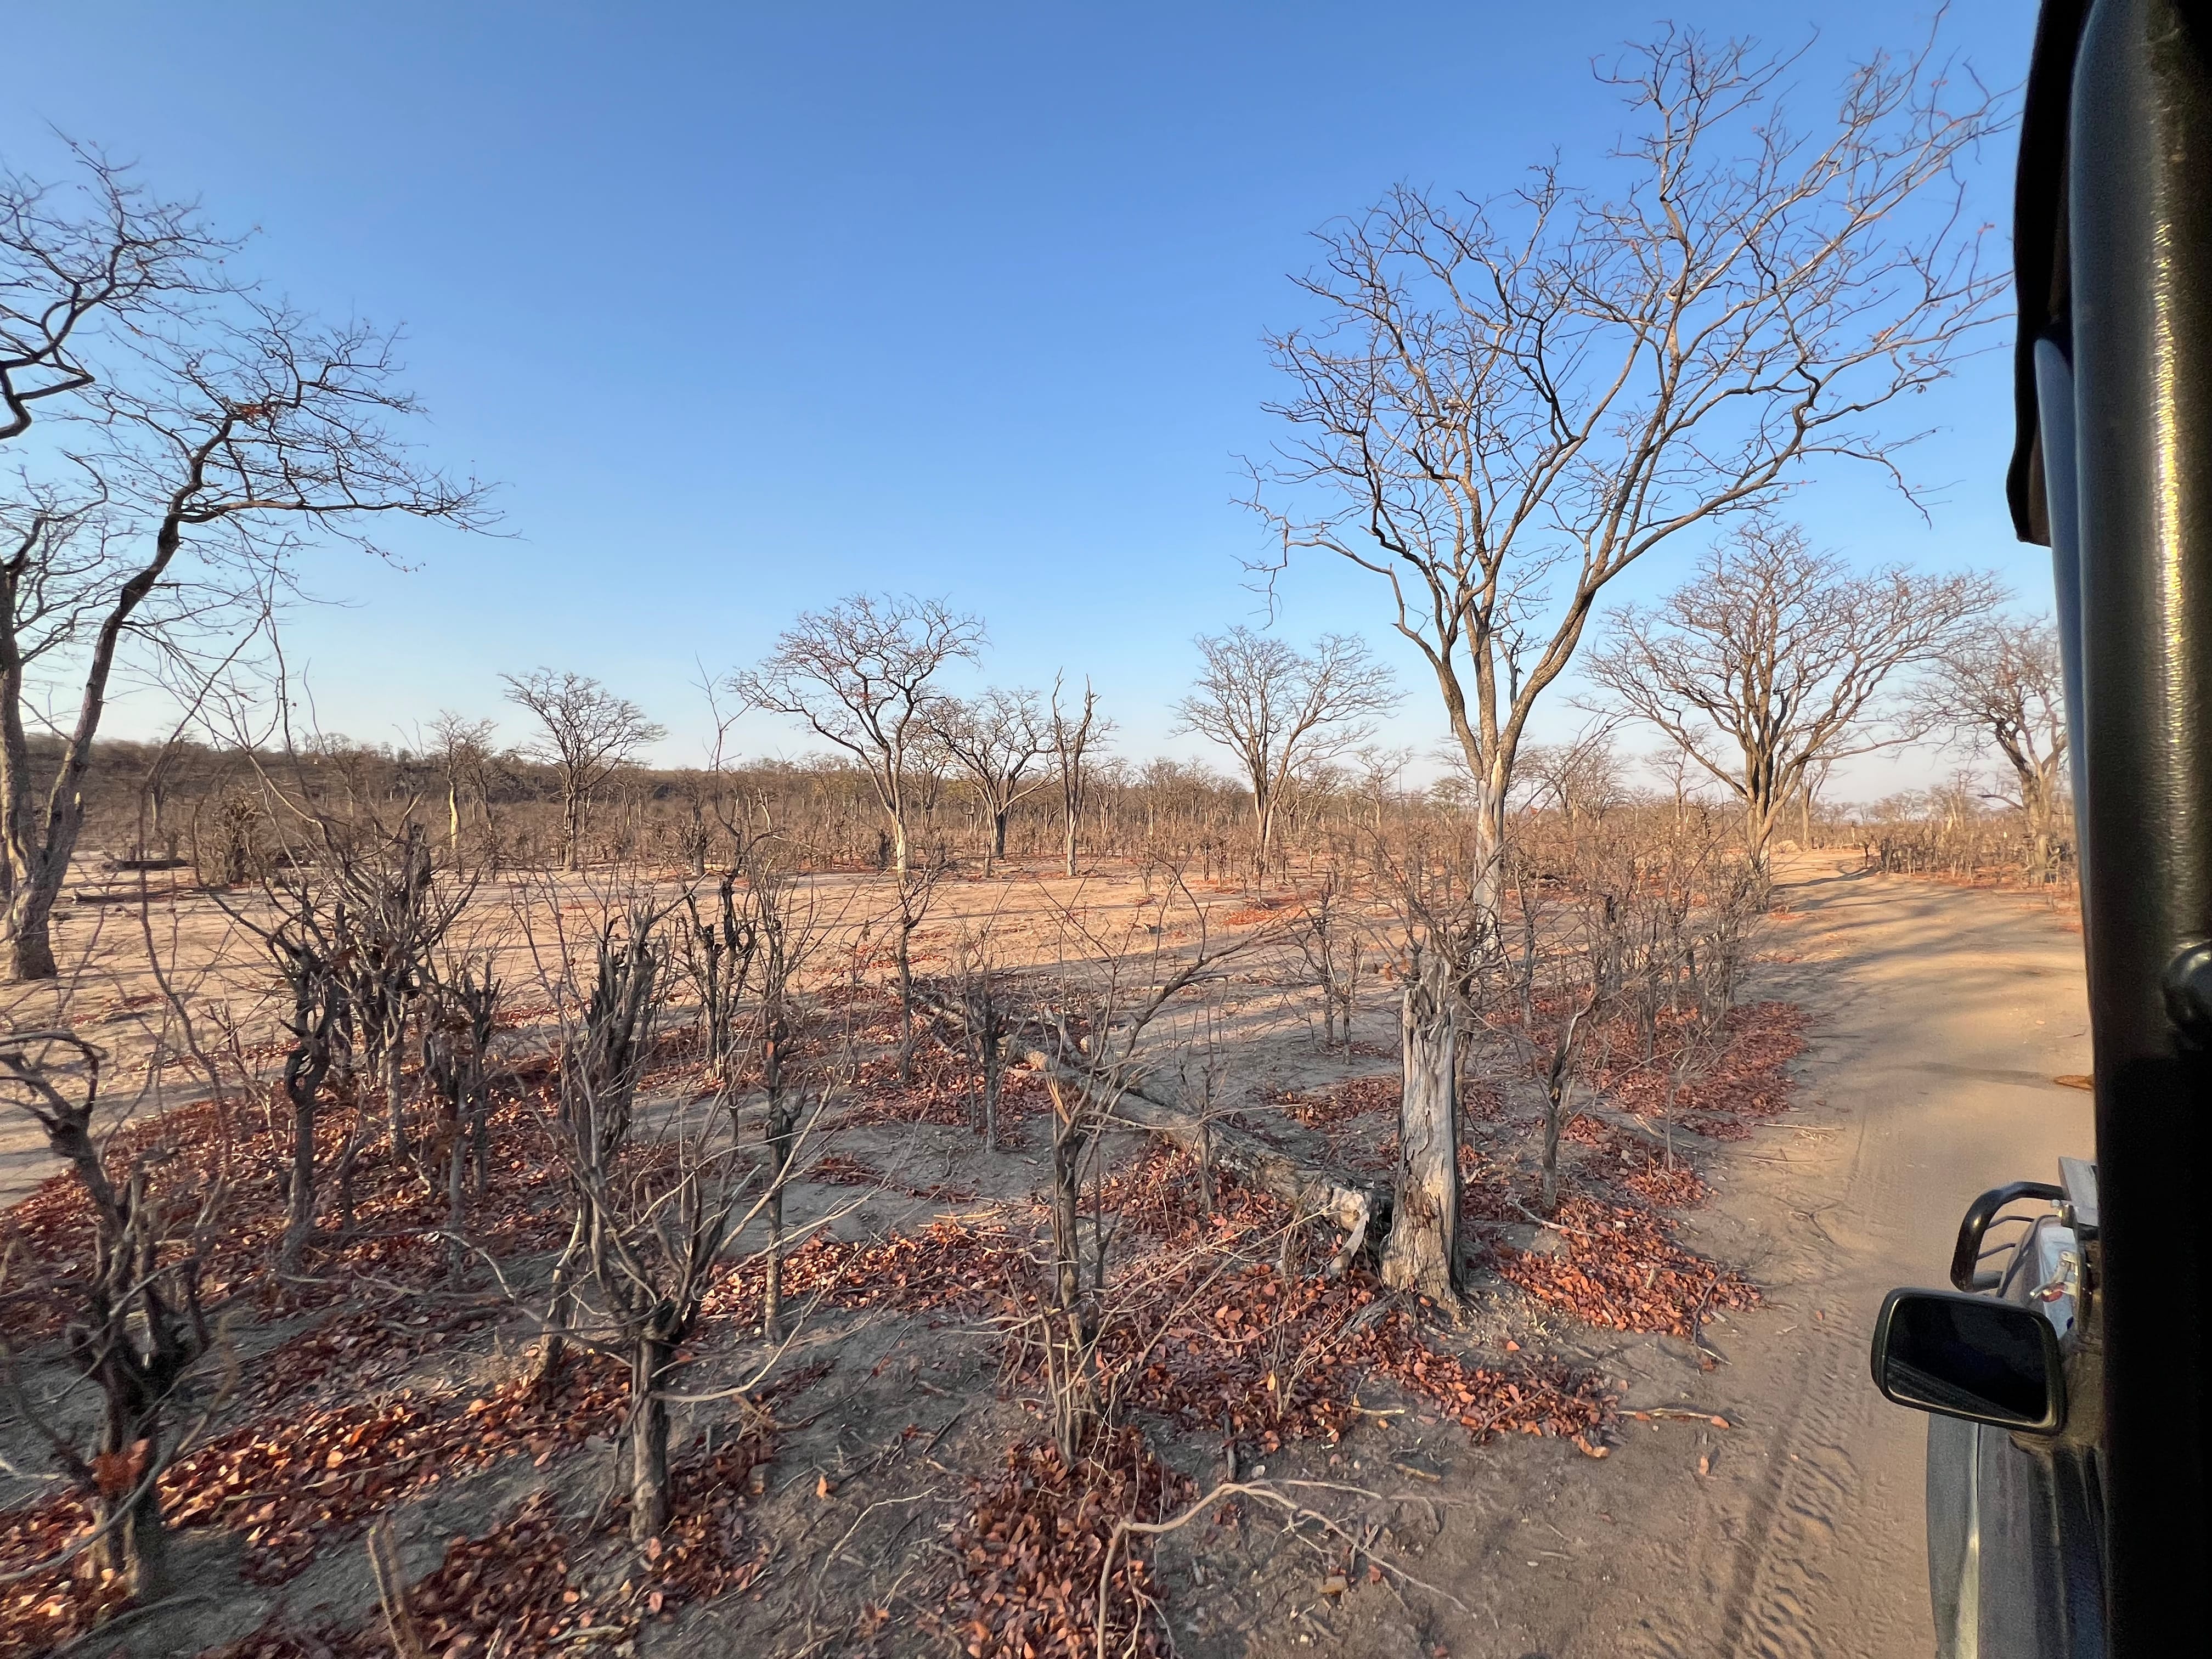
258 887 348 1271
930 686 1049 873
1289 872 1362 1053
732 593 982 879
523 898 772 1544
1253 27 2004 918
1912 617 2071 879
1585 520 1998 882
501 670 664 871
1515 729 1628 853
1176 629 1398 882
0 1032 222 1598
0 290 490 980
425 710 499 861
419 955 501 1284
1048 673 1110 879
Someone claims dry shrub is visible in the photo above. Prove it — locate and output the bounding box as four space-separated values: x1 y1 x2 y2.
204 1378 806 1659
0 1348 629 1654
0 1497 133 1659
2 1074 583 1345
1587 1000 1805 1137
1562 1114 1709 1208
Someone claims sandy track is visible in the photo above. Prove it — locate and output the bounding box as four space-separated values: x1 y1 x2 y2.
1408 856 2096 1659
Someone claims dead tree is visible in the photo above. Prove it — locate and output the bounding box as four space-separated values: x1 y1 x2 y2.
1585 518 1997 884
501 671 664 871
263 906 348 1272
679 870 760 1080
732 593 983 879
1 220 490 978
536 899 665 1392
929 686 1051 873
1255 27 2005 918
1022 878 1274 1453
1380 949 1463 1300
528 900 766 1543
949 926 1012 1149
1176 629 1397 884
420 956 501 1284
1289 873 1362 1053
1913 617 2073 879
426 710 499 865
0 1032 221 1599
749 852 832 1343
320 825 473 1167
1048 674 1110 879
889 853 945 1083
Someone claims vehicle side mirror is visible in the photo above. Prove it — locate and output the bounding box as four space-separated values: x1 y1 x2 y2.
1871 1288 2066 1434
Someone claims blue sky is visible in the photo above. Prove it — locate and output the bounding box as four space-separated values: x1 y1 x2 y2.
4 2 2039 793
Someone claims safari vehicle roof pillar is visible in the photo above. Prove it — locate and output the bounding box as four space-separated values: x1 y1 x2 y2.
2016 0 2212 1644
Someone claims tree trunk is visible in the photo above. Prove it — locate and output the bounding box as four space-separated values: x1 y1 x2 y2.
1063 809 1078 879
762 1179 784 1341
99 1469 173 1602
628 1333 673 1543
895 925 917 1084
2022 766 2057 881
1380 963 1462 1303
385 1027 410 1163
5 870 60 980
891 813 910 881
281 1088 318 1271
761 1093 796 1340
1539 1065 1571 1214
1471 784 1508 925
1051 1104 1086 1311
1742 798 1780 893
445 1124 469 1285
533 1213 585 1393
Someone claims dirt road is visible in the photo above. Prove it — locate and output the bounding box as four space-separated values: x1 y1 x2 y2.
1389 857 2096 1659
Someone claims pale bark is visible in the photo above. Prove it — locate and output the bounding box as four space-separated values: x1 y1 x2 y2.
1380 964 1462 1302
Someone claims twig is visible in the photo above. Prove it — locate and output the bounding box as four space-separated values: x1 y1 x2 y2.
1093 1477 1468 1659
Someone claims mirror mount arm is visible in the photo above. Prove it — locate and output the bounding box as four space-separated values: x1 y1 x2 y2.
1950 1182 2066 1291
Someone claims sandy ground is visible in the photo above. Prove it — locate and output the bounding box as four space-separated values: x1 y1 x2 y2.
1387 854 2095 1659
0 853 2097 1657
